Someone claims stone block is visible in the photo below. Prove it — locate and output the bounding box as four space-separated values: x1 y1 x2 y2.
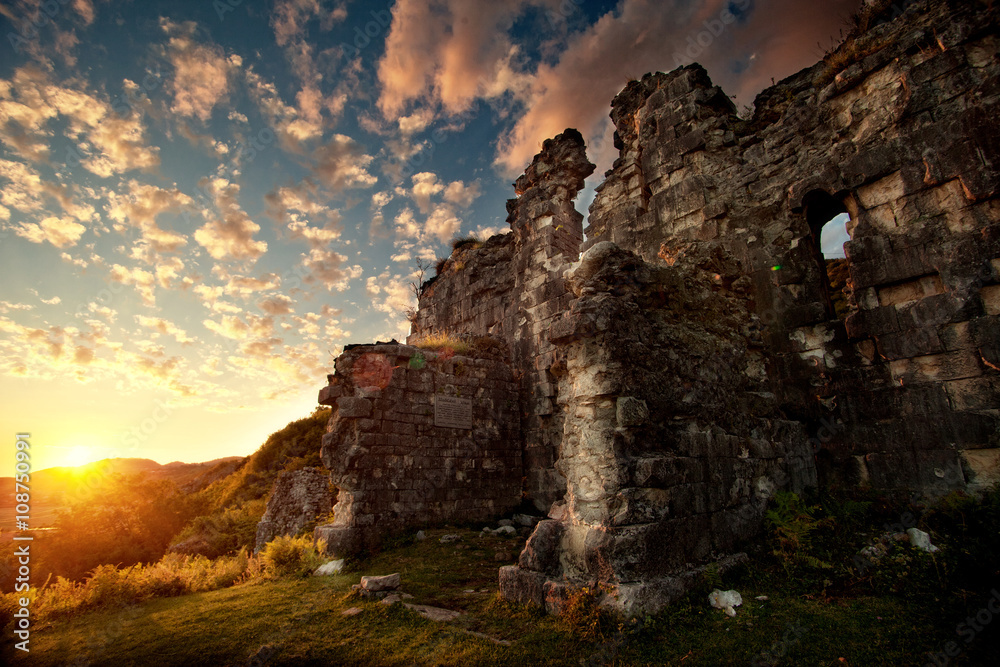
890 350 983 384
518 520 564 575
616 396 650 427
961 449 1000 492
857 170 908 208
982 285 1000 316
318 384 343 406
875 328 944 360
337 396 373 418
877 274 945 307
945 376 1000 411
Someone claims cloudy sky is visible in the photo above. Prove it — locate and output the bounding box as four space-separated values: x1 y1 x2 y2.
0 0 860 471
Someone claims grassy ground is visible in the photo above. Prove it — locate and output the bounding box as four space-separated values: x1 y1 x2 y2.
4 524 998 666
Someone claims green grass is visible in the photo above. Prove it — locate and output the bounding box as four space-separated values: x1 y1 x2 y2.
5 517 999 666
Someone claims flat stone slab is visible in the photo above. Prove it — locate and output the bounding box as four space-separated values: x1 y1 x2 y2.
361 573 400 591
314 559 345 576
403 603 462 622
342 607 363 617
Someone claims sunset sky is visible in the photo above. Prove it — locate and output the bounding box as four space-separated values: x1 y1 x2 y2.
1 0 860 471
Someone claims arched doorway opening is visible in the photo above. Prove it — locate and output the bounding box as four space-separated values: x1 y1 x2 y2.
802 190 852 319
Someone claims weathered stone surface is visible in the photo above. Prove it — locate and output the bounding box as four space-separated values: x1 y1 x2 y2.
254 468 333 553
517 520 563 576
310 0 999 617
315 343 521 557
616 397 649 427
313 559 345 576
403 603 462 622
498 565 546 607
409 129 596 510
360 573 400 592
336 396 372 418
502 242 813 609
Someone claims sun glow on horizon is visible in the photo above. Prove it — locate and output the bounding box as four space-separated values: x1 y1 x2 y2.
65 446 102 468
54 436 109 469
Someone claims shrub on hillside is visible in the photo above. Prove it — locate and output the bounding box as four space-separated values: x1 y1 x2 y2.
169 499 267 559
14 549 252 622
259 535 325 578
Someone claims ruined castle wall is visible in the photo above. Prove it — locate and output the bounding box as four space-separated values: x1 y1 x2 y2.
409 130 596 510
585 0 1000 495
500 243 815 614
314 343 521 555
409 233 517 342
254 467 333 553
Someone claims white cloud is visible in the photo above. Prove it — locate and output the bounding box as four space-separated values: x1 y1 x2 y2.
162 19 233 122
107 180 192 254
109 264 157 306
300 248 361 290
376 0 535 119
136 315 195 344
410 172 445 214
424 203 462 243
443 179 480 208
310 135 378 192
194 178 268 261
14 216 86 248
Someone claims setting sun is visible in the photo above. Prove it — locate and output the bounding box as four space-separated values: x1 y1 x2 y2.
65 446 99 468
57 438 106 469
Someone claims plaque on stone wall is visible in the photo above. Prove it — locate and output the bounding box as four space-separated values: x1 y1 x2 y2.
435 395 473 429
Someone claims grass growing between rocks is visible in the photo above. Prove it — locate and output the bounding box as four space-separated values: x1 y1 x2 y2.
5 491 1000 666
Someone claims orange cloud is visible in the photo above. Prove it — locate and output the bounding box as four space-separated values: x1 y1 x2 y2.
162 19 233 122
377 0 536 119
194 178 268 261
495 0 861 176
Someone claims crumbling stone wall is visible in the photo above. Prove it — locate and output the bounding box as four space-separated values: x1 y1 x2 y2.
410 129 596 509
314 342 521 555
305 0 999 614
585 0 1000 496
499 242 814 614
254 467 333 553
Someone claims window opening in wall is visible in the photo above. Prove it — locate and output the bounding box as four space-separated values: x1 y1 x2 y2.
802 190 852 319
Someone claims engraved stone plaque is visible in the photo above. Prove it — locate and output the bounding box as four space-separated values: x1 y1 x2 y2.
434 395 473 429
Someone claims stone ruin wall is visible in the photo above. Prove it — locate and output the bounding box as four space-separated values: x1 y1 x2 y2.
254 467 333 553
585 0 1000 496
303 0 999 613
499 242 815 613
408 129 596 510
313 343 521 555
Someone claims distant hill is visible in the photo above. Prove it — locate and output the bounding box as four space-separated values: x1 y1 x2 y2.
0 456 245 513
168 407 332 558
0 408 332 568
